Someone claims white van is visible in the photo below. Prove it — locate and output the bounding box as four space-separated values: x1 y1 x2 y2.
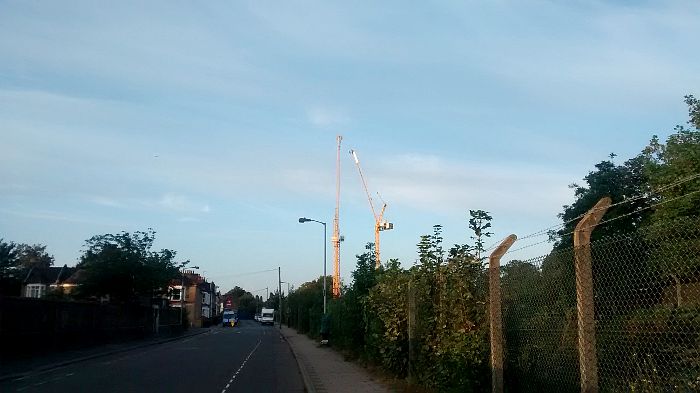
260 308 275 325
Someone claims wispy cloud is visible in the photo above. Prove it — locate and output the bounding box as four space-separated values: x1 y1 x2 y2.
88 196 128 209
157 194 211 214
377 154 573 216
0 208 98 225
307 106 348 128
85 193 211 215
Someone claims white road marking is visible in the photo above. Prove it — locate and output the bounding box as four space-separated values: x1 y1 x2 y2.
219 334 263 393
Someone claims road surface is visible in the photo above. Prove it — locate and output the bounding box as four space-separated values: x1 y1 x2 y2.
1 320 304 393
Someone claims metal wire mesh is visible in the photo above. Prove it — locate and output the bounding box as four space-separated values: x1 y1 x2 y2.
501 247 580 392
592 217 700 391
500 216 700 392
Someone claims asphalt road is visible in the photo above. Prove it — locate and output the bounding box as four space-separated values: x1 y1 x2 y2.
1 320 305 393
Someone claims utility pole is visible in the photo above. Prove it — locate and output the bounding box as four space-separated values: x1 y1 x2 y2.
180 272 185 326
278 267 282 330
323 223 327 313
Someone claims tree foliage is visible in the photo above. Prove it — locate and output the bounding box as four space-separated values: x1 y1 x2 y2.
15 243 54 269
504 95 700 390
288 214 492 391
1 239 55 295
77 229 183 303
469 209 493 260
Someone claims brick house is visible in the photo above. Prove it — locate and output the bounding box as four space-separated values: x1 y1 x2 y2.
168 270 218 328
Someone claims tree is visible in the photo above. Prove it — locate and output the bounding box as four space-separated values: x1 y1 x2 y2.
15 243 54 269
685 94 700 129
469 209 493 261
0 238 18 278
77 229 183 303
222 286 258 318
0 239 21 295
551 155 653 250
351 242 377 296
1 240 55 295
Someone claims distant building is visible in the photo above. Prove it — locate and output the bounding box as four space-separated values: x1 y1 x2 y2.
21 264 78 298
168 270 218 327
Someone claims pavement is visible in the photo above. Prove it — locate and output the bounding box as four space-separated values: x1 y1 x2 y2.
0 320 304 392
280 325 388 393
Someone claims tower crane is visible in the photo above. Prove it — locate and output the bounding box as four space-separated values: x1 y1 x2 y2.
332 135 342 298
349 149 394 269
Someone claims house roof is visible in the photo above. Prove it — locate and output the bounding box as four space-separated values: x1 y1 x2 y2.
23 265 77 285
62 269 86 285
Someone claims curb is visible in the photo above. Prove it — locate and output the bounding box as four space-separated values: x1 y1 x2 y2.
280 329 316 393
0 328 210 383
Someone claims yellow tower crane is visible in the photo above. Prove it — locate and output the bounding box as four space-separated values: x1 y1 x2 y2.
349 149 394 269
332 135 342 298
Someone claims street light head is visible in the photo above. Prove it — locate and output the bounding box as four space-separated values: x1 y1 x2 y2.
299 217 310 223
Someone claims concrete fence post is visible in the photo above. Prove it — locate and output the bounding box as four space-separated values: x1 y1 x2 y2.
573 197 611 393
408 279 416 382
489 234 517 393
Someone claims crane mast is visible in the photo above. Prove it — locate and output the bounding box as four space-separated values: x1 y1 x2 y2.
332 136 342 297
349 149 393 269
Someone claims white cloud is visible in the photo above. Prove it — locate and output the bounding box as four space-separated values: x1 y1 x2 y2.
345 153 575 219
157 194 210 214
307 106 349 128
88 196 127 209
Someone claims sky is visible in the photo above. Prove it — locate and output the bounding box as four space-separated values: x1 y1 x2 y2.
1 1 699 296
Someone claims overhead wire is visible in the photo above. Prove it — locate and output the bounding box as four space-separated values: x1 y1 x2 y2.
210 268 278 279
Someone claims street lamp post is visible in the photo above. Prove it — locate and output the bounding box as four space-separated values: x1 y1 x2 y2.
299 217 327 315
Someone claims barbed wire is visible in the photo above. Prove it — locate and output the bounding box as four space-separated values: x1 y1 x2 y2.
498 185 700 258
569 187 700 235
510 172 700 243
484 235 511 253
503 238 553 256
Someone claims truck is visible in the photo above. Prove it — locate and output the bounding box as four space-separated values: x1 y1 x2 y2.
222 310 238 327
260 308 275 325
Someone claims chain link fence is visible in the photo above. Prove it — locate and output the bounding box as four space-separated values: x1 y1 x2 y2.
500 217 700 392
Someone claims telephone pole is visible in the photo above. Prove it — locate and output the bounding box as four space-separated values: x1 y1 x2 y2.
278 267 282 329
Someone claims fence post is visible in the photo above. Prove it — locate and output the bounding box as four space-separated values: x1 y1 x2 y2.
408 279 416 383
574 197 611 393
489 234 517 393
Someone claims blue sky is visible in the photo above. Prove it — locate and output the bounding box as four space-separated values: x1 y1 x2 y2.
1 1 698 295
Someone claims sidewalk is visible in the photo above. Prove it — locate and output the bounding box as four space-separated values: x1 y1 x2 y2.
280 326 388 393
0 328 210 382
